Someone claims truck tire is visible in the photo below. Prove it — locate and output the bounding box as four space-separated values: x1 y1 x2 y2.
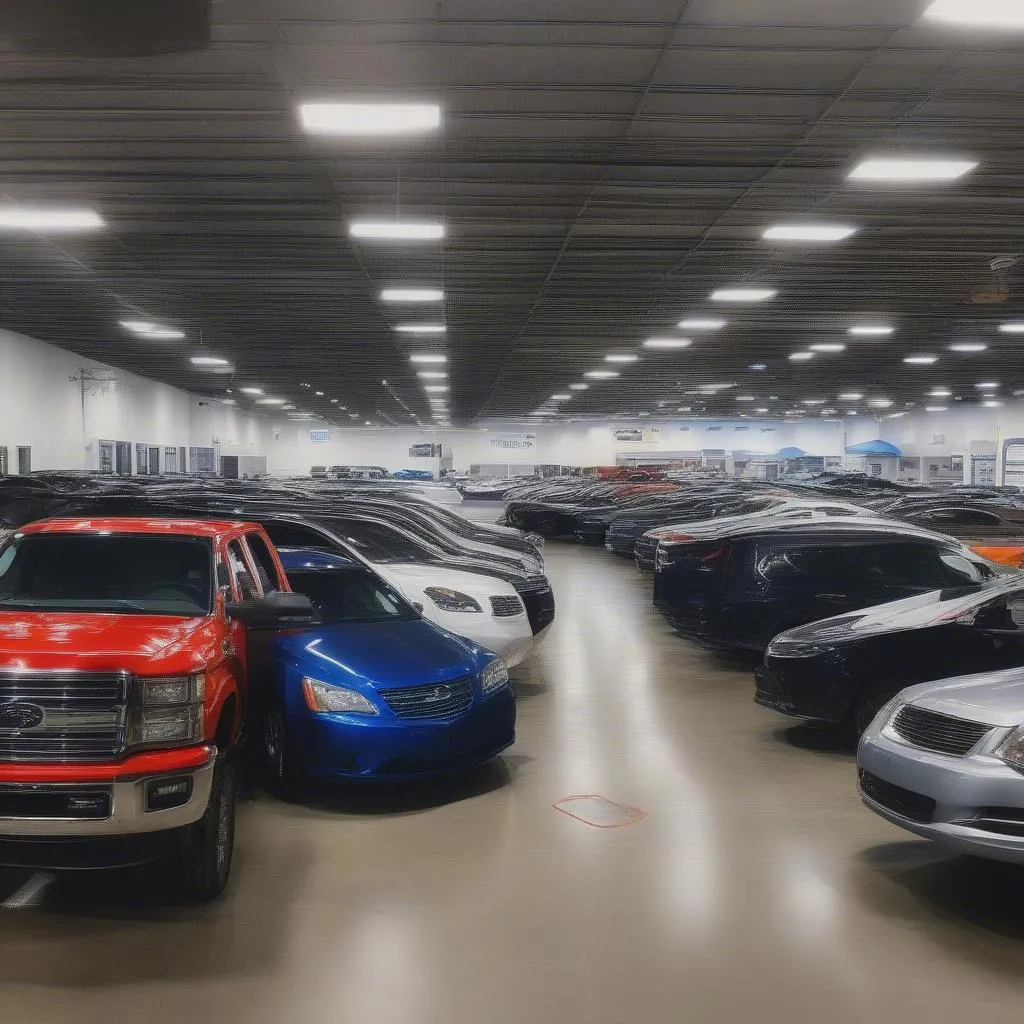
176 755 236 903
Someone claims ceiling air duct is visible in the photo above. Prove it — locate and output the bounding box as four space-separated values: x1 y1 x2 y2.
1 0 211 56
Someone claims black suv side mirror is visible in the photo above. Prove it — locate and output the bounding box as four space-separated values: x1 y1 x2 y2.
226 591 316 628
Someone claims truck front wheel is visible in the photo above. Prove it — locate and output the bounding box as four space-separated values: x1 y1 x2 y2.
174 756 236 903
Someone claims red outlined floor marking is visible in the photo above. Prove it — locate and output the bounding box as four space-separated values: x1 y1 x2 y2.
553 794 647 828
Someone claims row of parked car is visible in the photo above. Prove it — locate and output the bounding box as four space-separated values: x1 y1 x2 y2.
0 474 557 900
502 473 1024 865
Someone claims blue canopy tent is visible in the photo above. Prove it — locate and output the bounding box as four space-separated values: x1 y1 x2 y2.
778 446 806 459
845 439 903 457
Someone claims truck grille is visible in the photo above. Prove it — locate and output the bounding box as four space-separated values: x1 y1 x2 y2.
891 705 991 756
378 676 475 720
489 595 524 617
0 671 130 762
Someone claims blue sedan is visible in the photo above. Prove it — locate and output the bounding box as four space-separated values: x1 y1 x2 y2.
259 548 516 785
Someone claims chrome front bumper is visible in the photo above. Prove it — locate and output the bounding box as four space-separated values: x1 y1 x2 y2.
0 754 216 838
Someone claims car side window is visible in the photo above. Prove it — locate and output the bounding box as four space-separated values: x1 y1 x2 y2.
261 520 333 550
867 544 943 587
226 540 259 601
939 553 992 586
245 533 284 593
915 508 1001 526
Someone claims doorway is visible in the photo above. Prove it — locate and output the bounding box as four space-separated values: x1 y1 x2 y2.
16 446 31 475
115 441 131 475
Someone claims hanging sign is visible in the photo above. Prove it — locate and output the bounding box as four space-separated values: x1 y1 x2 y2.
489 433 536 451
309 429 330 443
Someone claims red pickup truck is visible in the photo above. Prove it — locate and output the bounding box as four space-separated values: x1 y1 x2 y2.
0 516 312 901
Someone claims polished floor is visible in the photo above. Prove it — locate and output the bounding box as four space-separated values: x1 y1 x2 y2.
3 538 1024 1022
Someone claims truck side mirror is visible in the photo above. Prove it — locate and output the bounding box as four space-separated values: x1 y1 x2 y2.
226 591 316 629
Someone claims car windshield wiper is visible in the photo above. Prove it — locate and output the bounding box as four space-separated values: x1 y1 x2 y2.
0 597 152 612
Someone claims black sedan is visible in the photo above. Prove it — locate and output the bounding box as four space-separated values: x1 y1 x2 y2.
755 572 1024 735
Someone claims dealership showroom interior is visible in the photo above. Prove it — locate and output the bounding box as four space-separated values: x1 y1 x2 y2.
14 0 1024 1021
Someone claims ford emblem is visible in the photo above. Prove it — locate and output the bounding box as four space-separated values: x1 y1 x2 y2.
423 685 451 704
0 702 45 730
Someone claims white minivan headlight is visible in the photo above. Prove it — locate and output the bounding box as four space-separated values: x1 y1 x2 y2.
424 587 482 613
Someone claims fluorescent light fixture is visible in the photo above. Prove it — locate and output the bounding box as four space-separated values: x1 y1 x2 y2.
789 351 814 362
0 206 104 232
299 102 440 136
349 221 444 240
762 224 857 242
551 394 572 401
926 406 948 412
904 355 938 364
119 320 185 340
802 399 826 405
929 389 952 397
221 399 237 405
409 353 447 363
605 354 638 363
735 396 756 402
315 390 324 396
849 325 894 336
838 392 864 400
644 337 692 349
848 158 977 182
999 323 1024 333
810 343 846 352
948 343 987 352
975 382 999 389
584 370 620 379
868 398 894 408
424 385 449 393
748 363 768 371
984 400 1003 408
256 398 286 405
677 406 692 412
395 323 445 334
711 288 777 302
417 371 448 379
329 398 339 403
239 387 264 395
924 0 1024 27
381 287 444 302
679 318 726 330
190 355 230 367
569 383 589 390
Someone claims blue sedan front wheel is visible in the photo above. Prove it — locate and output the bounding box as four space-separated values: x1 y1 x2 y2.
261 706 298 798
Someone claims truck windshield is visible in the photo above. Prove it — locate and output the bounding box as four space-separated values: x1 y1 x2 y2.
286 567 418 623
0 533 214 616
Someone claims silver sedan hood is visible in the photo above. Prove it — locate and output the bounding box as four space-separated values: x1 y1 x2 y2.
903 668 1024 728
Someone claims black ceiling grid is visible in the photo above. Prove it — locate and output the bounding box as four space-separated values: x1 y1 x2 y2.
0 1 1022 424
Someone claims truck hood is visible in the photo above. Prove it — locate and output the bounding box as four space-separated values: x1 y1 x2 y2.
274 618 485 689
904 668 1024 728
0 612 218 675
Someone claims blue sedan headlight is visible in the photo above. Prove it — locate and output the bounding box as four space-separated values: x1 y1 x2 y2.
302 676 379 716
480 658 510 696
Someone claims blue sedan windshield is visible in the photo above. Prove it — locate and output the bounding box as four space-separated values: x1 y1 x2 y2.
285 567 418 624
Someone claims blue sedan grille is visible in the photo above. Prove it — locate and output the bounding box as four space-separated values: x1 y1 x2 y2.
378 676 475 720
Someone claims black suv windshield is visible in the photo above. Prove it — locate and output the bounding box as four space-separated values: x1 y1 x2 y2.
0 533 213 616
286 567 418 623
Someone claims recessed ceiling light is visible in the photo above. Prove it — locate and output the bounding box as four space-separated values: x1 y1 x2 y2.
735 395 756 402
239 387 264 395
868 398 894 408
678 318 726 330
380 288 444 302
711 288 777 302
976 382 999 389
748 363 768 371
926 406 949 412
584 370 620 379
838 392 864 400
256 398 286 405
904 355 938 364
923 0 1024 28
0 206 104 232
849 325 894 336
848 157 977 182
424 384 449 392
395 323 445 334
569 383 589 390
119 320 185 340
983 400 1004 408
551 394 572 400
409 354 447 366
349 221 444 240
929 389 953 397
605 354 638 363
644 337 692 349
762 224 857 242
789 351 814 362
190 355 231 367
999 323 1024 333
417 371 448 379
948 343 987 352
810 343 846 352
299 102 440 136
315 390 324 396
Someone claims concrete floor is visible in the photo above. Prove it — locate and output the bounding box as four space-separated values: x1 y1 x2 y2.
2 539 1024 1022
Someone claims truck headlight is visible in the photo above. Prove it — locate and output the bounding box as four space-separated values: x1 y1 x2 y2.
127 706 203 749
998 726 1024 774
138 673 205 706
480 658 510 696
424 587 482 613
302 677 378 716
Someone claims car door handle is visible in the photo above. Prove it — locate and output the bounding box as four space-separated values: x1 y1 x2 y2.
816 593 848 601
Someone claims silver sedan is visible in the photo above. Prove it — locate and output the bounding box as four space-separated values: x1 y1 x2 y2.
858 667 1024 863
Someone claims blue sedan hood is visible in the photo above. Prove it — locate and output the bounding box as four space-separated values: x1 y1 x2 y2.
275 618 486 690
